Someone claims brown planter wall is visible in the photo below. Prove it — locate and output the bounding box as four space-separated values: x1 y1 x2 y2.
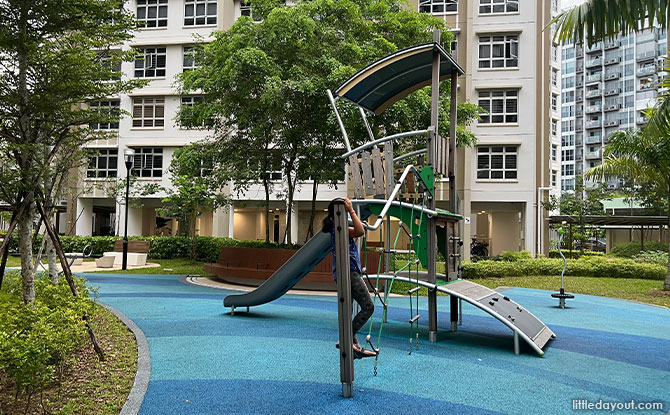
204 246 383 291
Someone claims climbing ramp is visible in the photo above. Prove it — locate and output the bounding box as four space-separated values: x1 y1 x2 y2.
375 273 555 356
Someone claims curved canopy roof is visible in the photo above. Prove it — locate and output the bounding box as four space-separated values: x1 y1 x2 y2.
335 42 464 115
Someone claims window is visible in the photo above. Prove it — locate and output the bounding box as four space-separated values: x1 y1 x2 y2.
562 134 575 146
551 69 558 87
551 170 557 187
551 145 557 162
562 178 575 191
478 90 518 124
89 100 120 130
450 34 458 56
562 164 574 176
184 0 217 26
419 0 457 14
477 146 517 180
562 149 575 162
137 0 167 28
479 0 518 14
131 147 163 178
551 119 558 136
551 94 557 112
183 46 199 71
87 149 118 178
134 47 166 78
479 35 518 69
132 97 165 128
180 96 212 128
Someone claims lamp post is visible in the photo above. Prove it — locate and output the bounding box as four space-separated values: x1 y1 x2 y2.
122 149 135 270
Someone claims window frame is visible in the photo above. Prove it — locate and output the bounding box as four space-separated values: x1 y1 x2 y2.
130 147 164 178
184 0 217 26
134 47 167 78
87 149 118 179
476 145 518 181
136 0 168 29
89 100 121 130
478 34 519 69
132 97 165 128
418 0 458 15
478 89 519 125
479 0 519 15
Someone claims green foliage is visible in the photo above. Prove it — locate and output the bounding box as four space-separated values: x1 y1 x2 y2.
497 250 533 262
0 272 94 394
548 250 604 259
606 241 670 258
462 256 665 280
633 250 669 266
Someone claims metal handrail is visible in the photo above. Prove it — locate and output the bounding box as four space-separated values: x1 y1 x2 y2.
393 148 427 163
350 164 434 231
341 130 427 159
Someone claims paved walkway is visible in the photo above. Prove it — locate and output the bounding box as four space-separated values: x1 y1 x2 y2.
84 273 670 415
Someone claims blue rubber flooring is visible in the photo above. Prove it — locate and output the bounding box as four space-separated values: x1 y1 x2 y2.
84 273 670 415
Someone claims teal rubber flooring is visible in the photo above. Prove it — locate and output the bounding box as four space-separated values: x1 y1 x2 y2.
84 273 670 415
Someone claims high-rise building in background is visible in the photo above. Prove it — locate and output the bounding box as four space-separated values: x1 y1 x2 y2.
560 27 667 191
64 0 560 257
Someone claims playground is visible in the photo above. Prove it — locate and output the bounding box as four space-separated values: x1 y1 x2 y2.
85 272 670 415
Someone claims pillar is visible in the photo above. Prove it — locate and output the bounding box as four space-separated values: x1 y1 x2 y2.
75 198 93 236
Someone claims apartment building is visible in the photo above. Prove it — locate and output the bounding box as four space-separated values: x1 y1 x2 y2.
67 0 560 256
560 26 667 191
408 0 561 257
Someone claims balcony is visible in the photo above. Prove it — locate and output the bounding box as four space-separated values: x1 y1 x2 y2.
605 119 620 127
637 50 656 61
586 104 602 113
576 134 584 146
586 42 603 53
576 64 584 73
576 124 584 132
586 58 602 68
576 94 584 102
639 83 655 91
605 56 622 65
586 73 602 84
604 88 622 96
638 65 656 76
585 150 601 159
585 89 602 98
605 72 621 80
604 40 620 50
586 119 602 129
586 134 602 144
637 117 648 125
576 79 584 87
604 103 621 112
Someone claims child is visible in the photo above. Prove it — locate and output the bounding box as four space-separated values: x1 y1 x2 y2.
323 197 376 358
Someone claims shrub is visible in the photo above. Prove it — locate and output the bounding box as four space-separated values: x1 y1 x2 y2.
462 256 664 280
548 250 604 259
633 250 669 267
498 251 533 262
607 241 669 258
0 272 94 396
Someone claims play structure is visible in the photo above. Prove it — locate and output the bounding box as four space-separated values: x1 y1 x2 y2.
551 229 574 308
223 33 555 397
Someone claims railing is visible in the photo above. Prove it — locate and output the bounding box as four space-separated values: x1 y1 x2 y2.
637 50 656 61
586 42 603 53
586 73 602 83
585 134 602 144
637 66 656 76
340 130 427 158
585 150 601 159
585 119 602 129
605 72 621 80
585 58 602 68
585 89 602 98
605 119 620 127
586 104 602 113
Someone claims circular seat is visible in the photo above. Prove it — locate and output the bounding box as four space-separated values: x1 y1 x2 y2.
551 289 574 309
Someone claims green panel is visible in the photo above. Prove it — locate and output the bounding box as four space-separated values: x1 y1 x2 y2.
368 204 429 268
417 166 434 197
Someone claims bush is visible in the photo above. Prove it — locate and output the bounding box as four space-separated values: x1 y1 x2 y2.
498 251 533 262
0 272 95 396
548 250 604 259
633 250 669 267
462 256 665 280
607 241 669 258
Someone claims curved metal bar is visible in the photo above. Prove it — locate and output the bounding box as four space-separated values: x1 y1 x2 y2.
394 148 427 163
327 89 352 152
341 130 427 159
352 198 438 218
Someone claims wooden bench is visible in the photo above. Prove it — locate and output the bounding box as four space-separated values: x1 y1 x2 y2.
101 240 151 267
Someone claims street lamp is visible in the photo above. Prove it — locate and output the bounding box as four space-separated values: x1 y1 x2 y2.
122 148 135 270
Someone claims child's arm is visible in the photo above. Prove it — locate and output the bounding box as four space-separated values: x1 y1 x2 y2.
344 198 364 238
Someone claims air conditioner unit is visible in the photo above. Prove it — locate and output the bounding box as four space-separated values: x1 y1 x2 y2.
606 121 618 126
606 74 618 80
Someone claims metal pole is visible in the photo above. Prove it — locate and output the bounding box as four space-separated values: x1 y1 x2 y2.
427 29 441 343
122 168 130 271
333 201 354 398
327 89 352 153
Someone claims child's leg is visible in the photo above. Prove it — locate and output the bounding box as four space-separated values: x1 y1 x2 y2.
350 270 374 344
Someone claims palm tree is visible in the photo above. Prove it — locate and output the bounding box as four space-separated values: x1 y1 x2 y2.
585 129 670 290
553 1 670 290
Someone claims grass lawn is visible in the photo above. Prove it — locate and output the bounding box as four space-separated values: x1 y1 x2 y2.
89 258 214 277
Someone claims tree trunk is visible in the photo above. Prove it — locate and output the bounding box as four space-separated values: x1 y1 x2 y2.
263 177 270 243
190 213 197 260
0 211 17 289
18 205 35 304
305 178 319 243
47 237 58 283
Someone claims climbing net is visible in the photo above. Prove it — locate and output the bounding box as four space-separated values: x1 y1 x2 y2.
360 184 428 376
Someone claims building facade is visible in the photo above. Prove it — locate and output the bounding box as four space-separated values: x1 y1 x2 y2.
66 0 560 257
560 26 667 192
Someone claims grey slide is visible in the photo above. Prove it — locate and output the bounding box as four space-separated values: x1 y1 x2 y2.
223 230 332 309
376 274 555 356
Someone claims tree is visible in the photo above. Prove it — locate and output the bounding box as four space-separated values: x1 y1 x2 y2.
553 1 670 290
154 144 231 259
179 0 481 244
586 129 670 290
